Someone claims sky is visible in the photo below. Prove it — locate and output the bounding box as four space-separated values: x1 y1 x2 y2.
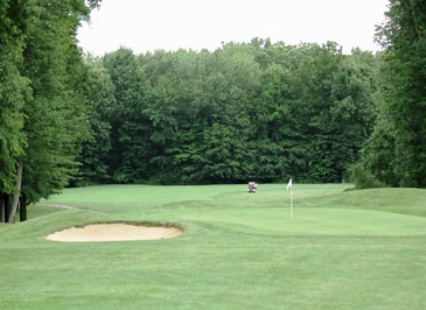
77 0 389 56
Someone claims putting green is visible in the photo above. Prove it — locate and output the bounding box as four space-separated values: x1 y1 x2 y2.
176 207 426 237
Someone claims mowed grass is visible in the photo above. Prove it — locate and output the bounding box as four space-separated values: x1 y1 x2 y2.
1 184 426 309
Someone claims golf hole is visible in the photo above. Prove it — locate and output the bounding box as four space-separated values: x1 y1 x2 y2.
45 222 183 242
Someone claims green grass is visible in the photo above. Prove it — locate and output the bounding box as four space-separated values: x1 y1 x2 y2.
1 184 426 309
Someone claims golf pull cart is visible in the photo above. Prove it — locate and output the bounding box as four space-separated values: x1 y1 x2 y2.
247 182 258 193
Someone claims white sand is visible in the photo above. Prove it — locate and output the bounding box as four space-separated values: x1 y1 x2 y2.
45 223 182 242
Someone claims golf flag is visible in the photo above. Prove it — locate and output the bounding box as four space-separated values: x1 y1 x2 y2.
286 178 293 191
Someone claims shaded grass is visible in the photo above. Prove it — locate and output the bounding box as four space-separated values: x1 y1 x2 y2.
1 184 426 309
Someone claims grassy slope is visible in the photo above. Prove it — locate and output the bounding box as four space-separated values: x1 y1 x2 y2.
1 184 426 309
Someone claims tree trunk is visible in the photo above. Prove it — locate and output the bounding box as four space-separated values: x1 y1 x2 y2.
19 195 27 222
2 194 11 223
1 194 5 222
8 162 23 224
409 0 421 40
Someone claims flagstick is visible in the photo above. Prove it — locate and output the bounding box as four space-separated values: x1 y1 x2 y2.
286 178 293 219
290 186 293 219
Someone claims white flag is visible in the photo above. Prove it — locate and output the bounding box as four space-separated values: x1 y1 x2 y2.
286 178 293 191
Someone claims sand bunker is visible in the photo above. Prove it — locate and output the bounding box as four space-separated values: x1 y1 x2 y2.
45 223 182 242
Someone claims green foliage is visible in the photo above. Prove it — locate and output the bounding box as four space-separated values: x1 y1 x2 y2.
1 0 101 223
356 117 399 186
355 0 426 188
102 48 150 183
349 162 386 189
76 58 115 185
19 0 96 203
0 0 33 193
79 41 378 185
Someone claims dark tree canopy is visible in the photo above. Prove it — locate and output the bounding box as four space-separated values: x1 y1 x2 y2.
80 41 379 185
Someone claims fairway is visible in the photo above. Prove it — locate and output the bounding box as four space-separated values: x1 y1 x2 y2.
1 184 426 309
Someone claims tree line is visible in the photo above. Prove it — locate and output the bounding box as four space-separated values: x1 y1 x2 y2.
1 0 425 223
78 41 379 186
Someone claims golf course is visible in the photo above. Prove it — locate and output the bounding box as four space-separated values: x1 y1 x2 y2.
1 184 426 309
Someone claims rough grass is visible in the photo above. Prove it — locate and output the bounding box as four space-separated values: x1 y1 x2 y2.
1 184 426 309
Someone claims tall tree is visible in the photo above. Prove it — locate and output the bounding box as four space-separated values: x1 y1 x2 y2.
103 48 148 183
75 57 115 185
20 0 98 205
354 0 426 188
1 0 101 223
328 49 378 181
290 43 340 181
0 0 33 222
252 62 295 181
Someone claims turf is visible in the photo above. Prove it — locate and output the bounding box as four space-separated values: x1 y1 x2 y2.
1 184 426 309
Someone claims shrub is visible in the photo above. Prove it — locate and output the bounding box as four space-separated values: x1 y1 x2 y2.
349 162 386 189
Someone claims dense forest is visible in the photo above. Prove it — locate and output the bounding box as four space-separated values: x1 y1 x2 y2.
79 41 379 185
1 0 425 223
